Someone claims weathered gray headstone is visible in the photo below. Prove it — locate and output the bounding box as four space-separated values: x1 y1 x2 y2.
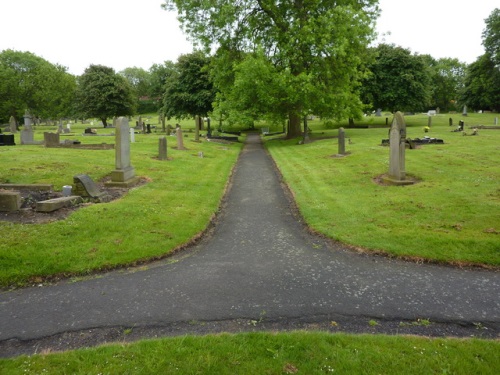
9 116 17 133
73 174 111 202
129 128 135 143
338 127 346 155
383 112 413 185
462 105 468 116
427 116 432 127
194 116 201 142
20 110 35 144
57 121 64 133
159 136 167 160
176 127 185 150
495 117 498 126
106 117 137 187
375 108 382 117
44 132 60 147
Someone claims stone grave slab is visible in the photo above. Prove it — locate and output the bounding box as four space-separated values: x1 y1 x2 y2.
73 174 112 202
35 196 83 212
0 191 22 212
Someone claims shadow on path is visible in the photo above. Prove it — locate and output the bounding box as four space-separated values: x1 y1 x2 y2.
1 134 499 356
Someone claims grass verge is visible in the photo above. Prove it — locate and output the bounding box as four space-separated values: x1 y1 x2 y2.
265 113 500 266
0 120 242 287
1 332 499 374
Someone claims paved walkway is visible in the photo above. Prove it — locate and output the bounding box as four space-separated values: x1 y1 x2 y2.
1 134 499 345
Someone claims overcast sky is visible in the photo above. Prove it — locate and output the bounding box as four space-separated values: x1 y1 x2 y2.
0 0 497 76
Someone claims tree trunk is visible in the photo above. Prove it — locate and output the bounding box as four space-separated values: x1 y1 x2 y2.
287 113 302 138
101 117 108 128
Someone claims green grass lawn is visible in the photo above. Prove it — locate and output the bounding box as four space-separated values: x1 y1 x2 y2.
1 332 499 374
265 113 500 267
0 118 242 287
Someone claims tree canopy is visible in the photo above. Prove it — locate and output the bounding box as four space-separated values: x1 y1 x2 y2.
75 65 136 127
163 0 379 137
361 44 432 113
0 49 76 123
482 8 500 66
162 51 215 119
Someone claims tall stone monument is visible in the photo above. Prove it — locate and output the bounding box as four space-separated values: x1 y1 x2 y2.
159 136 167 160
176 127 185 150
338 127 346 155
9 116 17 133
20 110 35 145
105 117 138 187
382 112 413 185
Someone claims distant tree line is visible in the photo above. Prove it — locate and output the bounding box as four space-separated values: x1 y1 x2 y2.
1 6 498 129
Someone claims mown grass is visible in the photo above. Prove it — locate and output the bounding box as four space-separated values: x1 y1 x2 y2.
265 113 500 266
0 117 242 287
1 332 499 374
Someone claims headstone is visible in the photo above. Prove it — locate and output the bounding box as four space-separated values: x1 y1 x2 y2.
44 132 60 147
106 117 137 187
73 174 111 202
436 107 440 114
130 128 135 143
375 108 382 117
9 116 17 133
195 116 201 142
146 124 151 133
495 117 498 126
0 191 22 212
176 127 185 150
159 137 167 160
57 121 63 133
21 110 35 145
449 118 453 126
166 124 173 136
462 105 468 116
112 117 117 128
383 112 413 185
338 127 346 155
0 134 15 146
427 116 432 127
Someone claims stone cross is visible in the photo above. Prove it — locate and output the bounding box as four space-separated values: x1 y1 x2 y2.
176 127 185 150
159 137 167 160
338 127 346 155
106 117 137 187
387 112 407 182
9 116 17 133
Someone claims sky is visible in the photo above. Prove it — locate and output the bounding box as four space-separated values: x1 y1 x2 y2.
0 0 497 76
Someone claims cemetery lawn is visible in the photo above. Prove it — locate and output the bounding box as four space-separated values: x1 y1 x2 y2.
0 119 242 287
1 332 499 374
266 113 500 267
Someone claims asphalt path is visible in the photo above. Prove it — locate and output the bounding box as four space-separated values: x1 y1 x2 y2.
1 133 499 353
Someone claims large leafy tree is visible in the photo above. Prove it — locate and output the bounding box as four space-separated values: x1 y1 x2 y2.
119 67 151 98
163 0 379 138
162 51 215 119
483 8 500 66
75 65 136 127
361 44 432 113
460 54 500 112
0 50 76 123
424 56 466 112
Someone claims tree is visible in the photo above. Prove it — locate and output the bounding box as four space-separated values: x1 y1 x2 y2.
483 8 500 66
163 0 379 138
424 56 466 112
361 44 432 113
460 54 500 112
0 50 76 123
162 51 215 119
75 65 136 127
119 67 151 98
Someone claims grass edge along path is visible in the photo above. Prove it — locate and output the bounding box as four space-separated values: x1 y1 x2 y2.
265 115 500 268
0 131 243 288
1 331 499 374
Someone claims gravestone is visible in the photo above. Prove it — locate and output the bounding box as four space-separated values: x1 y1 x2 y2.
9 116 17 133
57 121 63 133
129 128 135 143
495 117 498 126
462 105 468 116
0 191 22 212
375 108 382 117
44 132 60 147
338 127 346 155
159 137 167 160
105 117 138 187
382 112 413 185
73 174 111 202
0 134 15 146
20 110 35 145
176 127 185 150
146 124 151 133
449 118 453 126
427 116 432 127
194 116 201 142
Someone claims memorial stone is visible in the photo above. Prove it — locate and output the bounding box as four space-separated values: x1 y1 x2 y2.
176 127 185 150
9 116 17 133
338 127 346 155
382 112 413 185
159 137 167 160
105 117 137 187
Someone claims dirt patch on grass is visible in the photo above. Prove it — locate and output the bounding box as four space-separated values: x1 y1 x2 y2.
0 177 148 225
